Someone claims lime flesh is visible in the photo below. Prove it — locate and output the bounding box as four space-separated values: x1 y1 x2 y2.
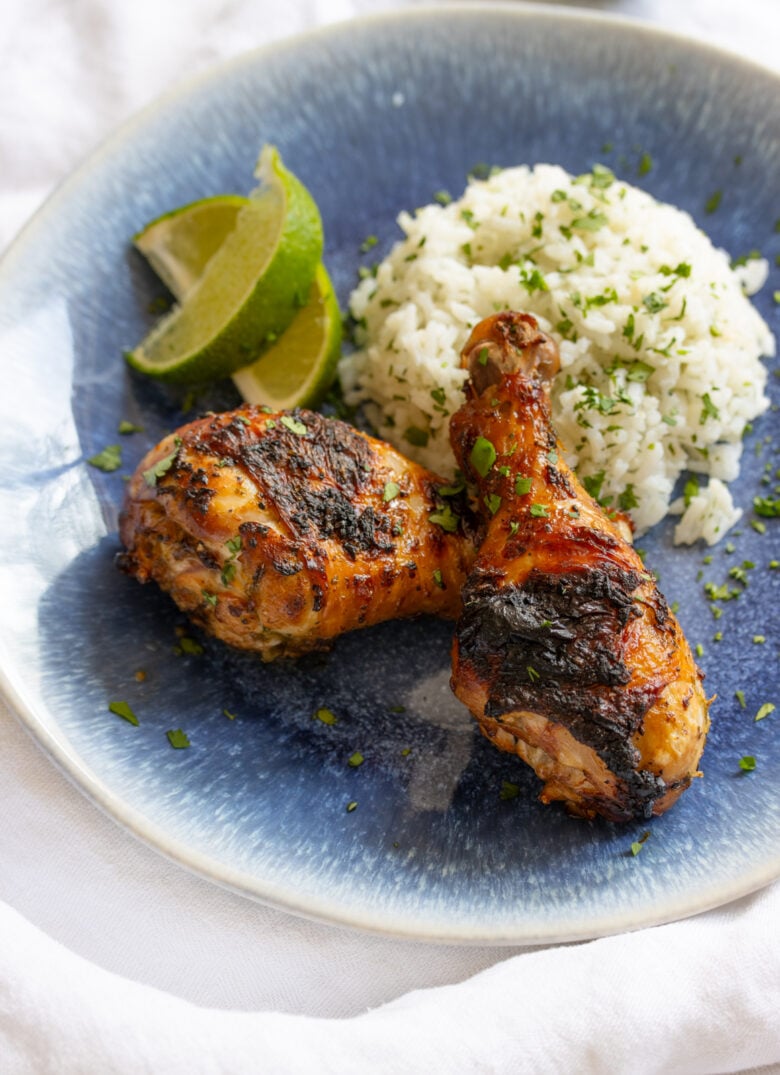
133 194 247 299
126 146 323 383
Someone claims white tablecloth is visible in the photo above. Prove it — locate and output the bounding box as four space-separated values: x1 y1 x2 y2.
2 2 780 1072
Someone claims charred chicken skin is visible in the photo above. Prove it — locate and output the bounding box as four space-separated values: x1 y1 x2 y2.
449 312 710 822
119 407 476 660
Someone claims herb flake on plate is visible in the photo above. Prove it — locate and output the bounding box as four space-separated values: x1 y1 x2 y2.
88 444 122 472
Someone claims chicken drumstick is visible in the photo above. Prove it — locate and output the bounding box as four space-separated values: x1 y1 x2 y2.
119 407 476 660
449 312 710 821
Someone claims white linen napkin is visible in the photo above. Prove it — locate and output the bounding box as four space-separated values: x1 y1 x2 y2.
2 1 780 1072
1 883 780 1075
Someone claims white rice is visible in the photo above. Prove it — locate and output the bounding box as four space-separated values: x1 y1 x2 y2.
340 163 774 543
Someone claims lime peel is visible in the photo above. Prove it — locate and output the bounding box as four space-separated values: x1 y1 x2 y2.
231 262 341 410
126 145 323 383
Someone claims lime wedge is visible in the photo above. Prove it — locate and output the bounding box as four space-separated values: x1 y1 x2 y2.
232 263 341 408
133 194 247 299
126 145 323 383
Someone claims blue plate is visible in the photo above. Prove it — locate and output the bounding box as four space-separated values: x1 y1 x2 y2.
1 6 779 944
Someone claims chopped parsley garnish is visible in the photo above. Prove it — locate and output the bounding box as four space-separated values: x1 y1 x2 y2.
529 503 549 518
755 703 776 722
143 437 181 487
515 475 532 495
499 781 520 801
631 831 651 856
346 801 358 813
432 569 444 589
404 425 429 448
166 729 190 749
470 436 497 477
642 292 667 315
583 471 606 500
739 755 756 772
670 298 688 322
618 485 639 512
700 393 720 424
705 190 722 213
638 152 653 176
477 347 489 366
436 479 466 497
383 481 401 502
88 444 122 472
571 209 608 231
178 636 204 656
430 386 447 406
108 701 138 726
731 250 762 268
735 690 746 709
589 163 615 189
347 752 364 768
220 561 236 587
313 707 338 725
527 665 540 682
683 477 700 507
520 267 549 294
574 384 631 420
202 591 218 608
626 360 654 383
280 415 308 435
428 505 459 532
223 708 237 720
359 234 378 253
753 495 780 517
660 262 692 279
468 162 495 180
118 420 144 435
484 493 502 515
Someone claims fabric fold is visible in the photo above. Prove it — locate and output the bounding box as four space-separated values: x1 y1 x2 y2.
1 885 779 1075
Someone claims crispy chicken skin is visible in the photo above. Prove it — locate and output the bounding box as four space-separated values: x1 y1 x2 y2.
118 406 476 660
450 312 710 821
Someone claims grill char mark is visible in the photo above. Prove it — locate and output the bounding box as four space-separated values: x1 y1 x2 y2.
196 410 396 559
457 558 671 816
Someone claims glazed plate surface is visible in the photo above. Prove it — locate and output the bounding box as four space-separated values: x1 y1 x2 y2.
1 6 779 943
